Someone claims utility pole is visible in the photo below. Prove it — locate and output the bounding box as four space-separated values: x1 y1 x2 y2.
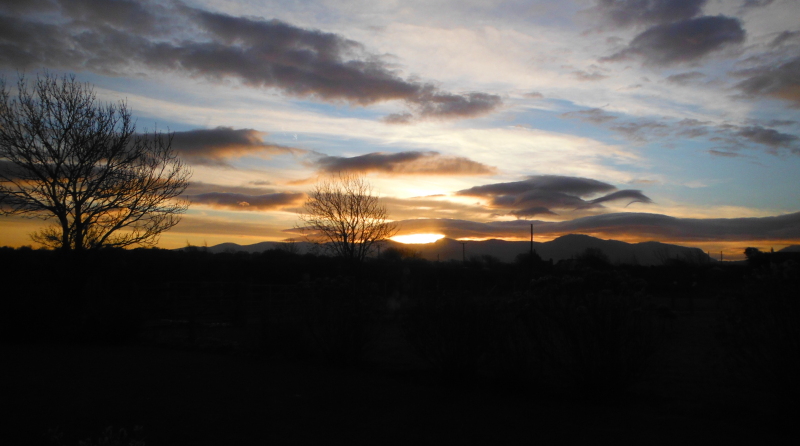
530 224 534 256
460 241 467 263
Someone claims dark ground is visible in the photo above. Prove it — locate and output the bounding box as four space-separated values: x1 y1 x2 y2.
4 298 788 445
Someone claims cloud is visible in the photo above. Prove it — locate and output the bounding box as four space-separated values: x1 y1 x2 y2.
593 0 707 28
314 151 496 175
562 110 800 153
572 70 608 81
186 192 305 211
383 196 491 220
735 126 799 150
391 211 800 242
665 71 706 84
456 175 652 217
733 57 800 106
510 207 559 218
708 149 743 158
610 120 670 142
170 127 302 166
183 181 277 197
603 16 746 66
769 30 800 48
562 108 617 124
588 190 653 206
742 0 775 9
0 0 501 122
523 91 544 99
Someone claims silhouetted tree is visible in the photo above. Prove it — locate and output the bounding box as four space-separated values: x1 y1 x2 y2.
0 73 191 250
298 173 397 264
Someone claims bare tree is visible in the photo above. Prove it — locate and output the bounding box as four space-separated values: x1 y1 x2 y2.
0 73 191 250
298 173 397 264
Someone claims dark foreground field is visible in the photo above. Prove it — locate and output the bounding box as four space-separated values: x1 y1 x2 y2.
3 248 796 444
4 301 787 446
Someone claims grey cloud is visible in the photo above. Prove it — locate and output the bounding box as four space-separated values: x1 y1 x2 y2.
572 70 608 81
315 151 496 176
523 91 544 99
742 0 775 9
561 110 800 154
0 0 501 122
593 0 707 28
676 118 711 138
186 192 305 211
0 0 57 14
509 207 559 218
629 178 660 185
170 127 303 166
392 211 800 242
665 71 706 84
763 119 797 127
183 181 277 197
610 120 670 142
604 16 745 66
589 190 653 206
733 57 800 106
457 175 651 217
769 30 800 48
562 108 617 124
736 126 799 150
458 176 617 198
382 113 414 124
708 149 742 157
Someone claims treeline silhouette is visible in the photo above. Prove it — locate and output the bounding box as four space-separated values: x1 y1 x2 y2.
2 244 798 405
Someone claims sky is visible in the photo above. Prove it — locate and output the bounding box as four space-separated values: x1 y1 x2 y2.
1 0 800 259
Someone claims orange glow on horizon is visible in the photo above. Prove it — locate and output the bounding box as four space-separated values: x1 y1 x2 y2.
391 233 445 244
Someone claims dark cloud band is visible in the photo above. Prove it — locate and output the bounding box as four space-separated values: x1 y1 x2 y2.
315 151 496 175
0 0 501 122
457 175 652 217
392 211 800 242
170 127 302 166
603 15 745 66
186 192 305 211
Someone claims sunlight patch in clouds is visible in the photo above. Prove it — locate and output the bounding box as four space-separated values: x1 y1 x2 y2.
391 233 445 244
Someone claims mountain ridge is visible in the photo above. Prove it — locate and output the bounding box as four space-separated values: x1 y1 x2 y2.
183 234 714 266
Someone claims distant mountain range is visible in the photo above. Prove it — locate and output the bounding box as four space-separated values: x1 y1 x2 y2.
185 234 714 266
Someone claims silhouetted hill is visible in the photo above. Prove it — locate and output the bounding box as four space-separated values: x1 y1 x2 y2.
779 245 800 253
191 235 712 266
396 235 710 265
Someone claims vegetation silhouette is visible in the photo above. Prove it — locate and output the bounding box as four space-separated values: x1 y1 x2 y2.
4 242 799 443
297 172 397 267
0 73 191 250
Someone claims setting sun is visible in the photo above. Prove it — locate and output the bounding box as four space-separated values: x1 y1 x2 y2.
391 233 445 244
